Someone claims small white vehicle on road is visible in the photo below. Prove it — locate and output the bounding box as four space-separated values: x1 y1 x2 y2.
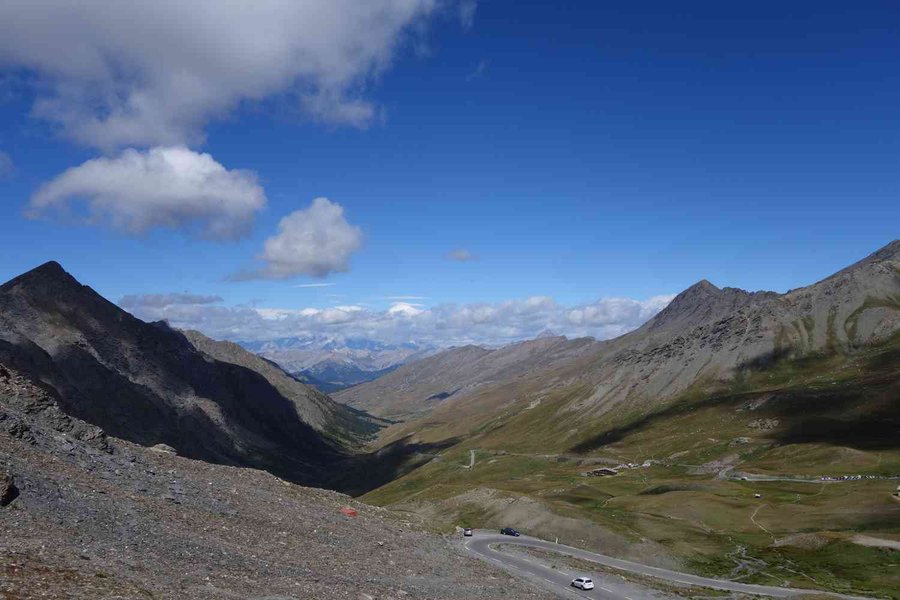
571 577 594 590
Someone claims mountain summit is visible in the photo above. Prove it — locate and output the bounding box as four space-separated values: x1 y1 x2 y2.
644 279 775 334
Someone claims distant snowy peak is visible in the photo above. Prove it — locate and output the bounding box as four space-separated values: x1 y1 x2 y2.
236 335 436 390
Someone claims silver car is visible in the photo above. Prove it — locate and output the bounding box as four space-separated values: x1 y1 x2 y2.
571 577 594 590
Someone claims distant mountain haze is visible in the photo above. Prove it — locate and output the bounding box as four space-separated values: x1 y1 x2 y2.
239 335 434 392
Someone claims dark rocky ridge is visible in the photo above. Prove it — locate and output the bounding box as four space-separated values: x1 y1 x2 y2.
0 262 372 487
180 329 384 444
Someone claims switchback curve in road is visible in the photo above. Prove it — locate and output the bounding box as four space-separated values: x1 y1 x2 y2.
463 531 870 600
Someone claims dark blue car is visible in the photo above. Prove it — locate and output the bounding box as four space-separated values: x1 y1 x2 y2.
500 527 520 537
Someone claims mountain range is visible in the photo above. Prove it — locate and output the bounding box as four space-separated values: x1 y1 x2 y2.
339 240 900 437
336 240 900 597
2 242 899 597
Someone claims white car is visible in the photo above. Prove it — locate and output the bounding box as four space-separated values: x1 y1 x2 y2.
571 577 594 590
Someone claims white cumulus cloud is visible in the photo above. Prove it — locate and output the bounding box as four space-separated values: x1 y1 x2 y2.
26 147 265 240
0 0 444 149
236 197 363 280
388 302 425 317
566 295 673 327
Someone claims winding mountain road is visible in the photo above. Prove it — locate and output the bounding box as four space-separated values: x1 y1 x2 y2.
463 531 869 599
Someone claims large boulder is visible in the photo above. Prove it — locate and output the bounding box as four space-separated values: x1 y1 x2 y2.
0 472 18 506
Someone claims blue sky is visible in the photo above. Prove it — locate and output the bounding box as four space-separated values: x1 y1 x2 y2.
0 1 897 345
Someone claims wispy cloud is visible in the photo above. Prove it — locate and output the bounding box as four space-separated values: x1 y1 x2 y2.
294 283 336 288
466 59 488 82
0 151 13 179
458 0 478 31
119 293 223 309
447 248 476 262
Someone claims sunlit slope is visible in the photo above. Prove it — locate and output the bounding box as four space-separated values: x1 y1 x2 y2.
358 241 900 454
362 331 900 597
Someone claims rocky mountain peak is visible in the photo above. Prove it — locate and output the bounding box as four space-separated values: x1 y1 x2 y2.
0 260 80 294
644 279 767 334
825 239 900 281
535 328 563 339
871 239 900 260
29 260 67 276
678 279 721 299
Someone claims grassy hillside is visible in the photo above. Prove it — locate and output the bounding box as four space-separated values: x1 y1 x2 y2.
362 334 900 598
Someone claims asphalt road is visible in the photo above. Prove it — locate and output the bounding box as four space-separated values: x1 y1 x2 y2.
463 531 869 599
464 532 632 600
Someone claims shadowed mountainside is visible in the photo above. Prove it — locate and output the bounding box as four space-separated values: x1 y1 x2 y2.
180 329 385 444
0 262 366 487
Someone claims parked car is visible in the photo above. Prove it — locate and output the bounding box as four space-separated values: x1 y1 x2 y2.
571 577 594 590
500 527 520 537
463 528 473 537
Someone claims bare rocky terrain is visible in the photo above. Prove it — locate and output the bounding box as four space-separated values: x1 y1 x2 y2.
0 365 544 599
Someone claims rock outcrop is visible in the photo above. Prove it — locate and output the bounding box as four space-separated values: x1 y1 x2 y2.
0 471 16 506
